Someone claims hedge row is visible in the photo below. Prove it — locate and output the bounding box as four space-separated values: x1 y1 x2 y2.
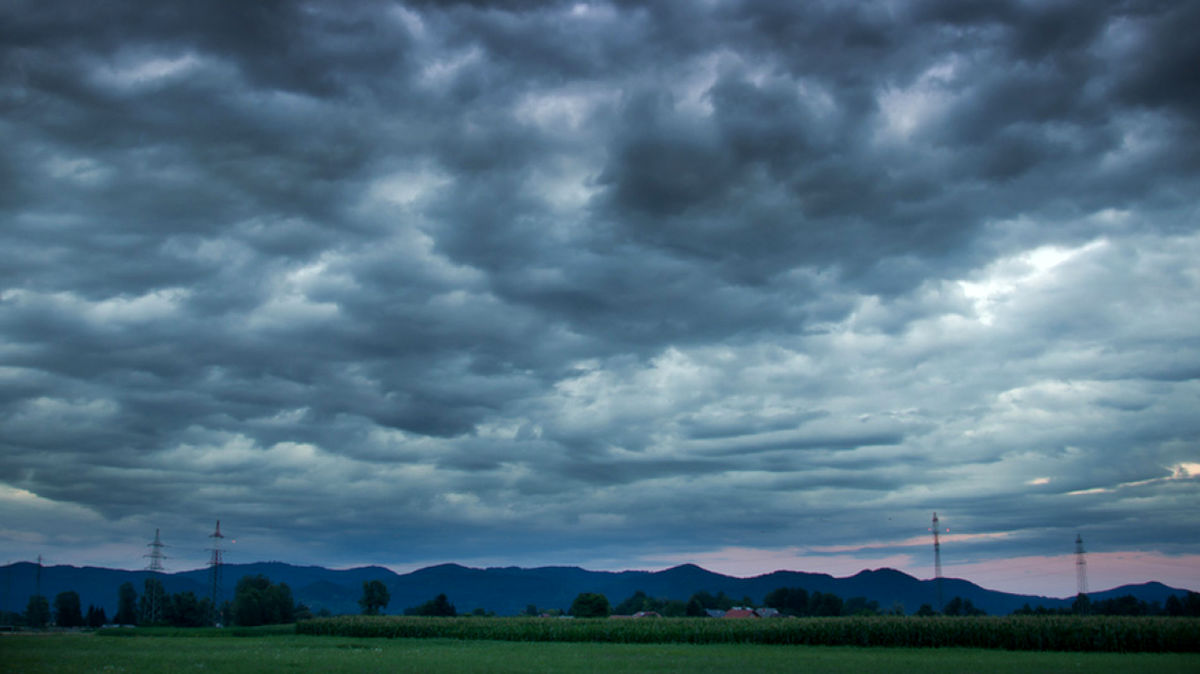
296 615 1200 652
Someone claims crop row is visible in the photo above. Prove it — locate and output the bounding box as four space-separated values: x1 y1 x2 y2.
296 615 1200 652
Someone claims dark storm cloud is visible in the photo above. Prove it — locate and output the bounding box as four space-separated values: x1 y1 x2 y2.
1 0 1197 590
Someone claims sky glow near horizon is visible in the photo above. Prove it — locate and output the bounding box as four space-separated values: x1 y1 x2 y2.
2 0 1199 601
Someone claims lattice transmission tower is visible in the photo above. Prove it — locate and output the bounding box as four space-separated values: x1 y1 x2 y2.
930 512 946 610
143 529 169 624
208 520 225 625
145 528 168 572
1075 533 1088 596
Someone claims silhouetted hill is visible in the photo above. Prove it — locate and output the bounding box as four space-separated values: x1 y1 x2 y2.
1 560 1193 618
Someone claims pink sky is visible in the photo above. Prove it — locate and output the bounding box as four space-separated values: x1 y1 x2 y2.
634 547 1200 598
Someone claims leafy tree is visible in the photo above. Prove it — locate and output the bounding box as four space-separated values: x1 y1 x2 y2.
85 604 108 627
25 595 51 628
1093 594 1148 616
168 591 213 627
808 591 843 617
569 592 610 618
685 596 706 617
405 593 457 617
942 596 984 617
689 591 717 610
265 583 295 624
660 599 688 617
359 580 391 616
687 590 734 611
114 582 138 625
233 575 295 626
1186 591 1200 617
764 587 810 616
140 578 167 625
714 591 734 611
614 590 650 615
1071 593 1092 615
843 596 881 616
915 603 937 617
613 590 677 615
234 576 268 626
294 602 313 622
1165 594 1184 616
524 604 540 616
54 591 84 627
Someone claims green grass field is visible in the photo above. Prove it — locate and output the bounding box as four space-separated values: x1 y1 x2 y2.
4 633 1200 673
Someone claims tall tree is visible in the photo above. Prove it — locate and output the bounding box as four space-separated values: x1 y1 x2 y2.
569 592 610 618
230 574 295 626
405 593 456 617
808 591 843 617
943 596 984 617
140 578 167 625
613 590 651 615
844 596 881 616
168 591 213 627
25 595 51 628
54 591 84 627
114 582 138 625
764 586 810 617
1071 593 1092 615
233 575 270 626
359 580 391 616
1165 594 1184 616
85 604 108 628
660 599 688 617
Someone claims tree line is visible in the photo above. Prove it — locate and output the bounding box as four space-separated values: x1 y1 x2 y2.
7 582 1199 626
5 574 317 628
1015 591 1200 617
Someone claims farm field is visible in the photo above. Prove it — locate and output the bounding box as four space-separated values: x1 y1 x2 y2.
298 614 1200 651
4 633 1200 674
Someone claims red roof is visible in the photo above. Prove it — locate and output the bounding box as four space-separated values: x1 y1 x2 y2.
723 608 758 618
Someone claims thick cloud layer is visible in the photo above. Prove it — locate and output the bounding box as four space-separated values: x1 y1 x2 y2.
2 0 1197 595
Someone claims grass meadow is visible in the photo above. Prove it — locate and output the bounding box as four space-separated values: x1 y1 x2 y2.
4 631 1200 674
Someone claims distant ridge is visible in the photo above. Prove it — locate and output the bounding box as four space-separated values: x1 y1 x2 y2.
1 561 1192 618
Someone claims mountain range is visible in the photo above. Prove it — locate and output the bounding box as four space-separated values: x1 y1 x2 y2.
1 561 1191 618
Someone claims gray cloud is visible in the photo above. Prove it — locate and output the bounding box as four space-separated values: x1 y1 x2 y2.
1 0 1197 594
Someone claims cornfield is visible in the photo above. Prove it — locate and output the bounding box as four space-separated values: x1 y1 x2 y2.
296 615 1200 652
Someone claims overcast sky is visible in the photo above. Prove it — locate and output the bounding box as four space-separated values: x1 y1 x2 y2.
2 0 1198 598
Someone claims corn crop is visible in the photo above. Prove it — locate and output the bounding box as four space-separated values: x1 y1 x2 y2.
295 615 1200 652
